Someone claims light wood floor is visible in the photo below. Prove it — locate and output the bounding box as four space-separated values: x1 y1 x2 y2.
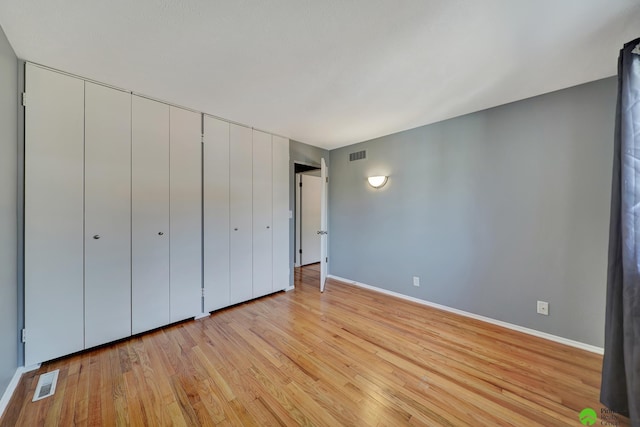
1 264 626 426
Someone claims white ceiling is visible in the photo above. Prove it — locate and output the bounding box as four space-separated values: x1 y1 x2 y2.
1 1 639 149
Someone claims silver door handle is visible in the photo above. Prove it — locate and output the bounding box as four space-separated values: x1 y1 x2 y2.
93 235 100 240
317 230 327 235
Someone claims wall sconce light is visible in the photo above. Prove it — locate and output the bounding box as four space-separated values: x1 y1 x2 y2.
367 175 388 188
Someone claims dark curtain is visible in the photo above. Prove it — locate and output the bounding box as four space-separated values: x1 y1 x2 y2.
601 37 640 427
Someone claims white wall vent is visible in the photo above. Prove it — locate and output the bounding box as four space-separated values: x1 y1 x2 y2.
32 369 59 401
349 150 366 161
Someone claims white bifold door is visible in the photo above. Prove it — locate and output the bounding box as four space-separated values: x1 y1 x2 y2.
132 96 171 334
169 106 202 322
203 121 289 311
203 116 230 312
229 124 254 304
252 130 273 298
25 64 85 366
25 65 202 364
132 97 201 333
271 135 290 291
84 82 132 348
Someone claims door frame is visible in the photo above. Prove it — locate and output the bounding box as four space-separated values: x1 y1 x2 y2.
293 161 321 271
296 171 322 266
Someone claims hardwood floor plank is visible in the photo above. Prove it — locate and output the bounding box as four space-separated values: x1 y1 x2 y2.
1 263 629 426
162 400 188 427
123 370 148 427
243 396 286 427
73 354 91 425
57 360 81 426
87 353 103 425
169 374 201 426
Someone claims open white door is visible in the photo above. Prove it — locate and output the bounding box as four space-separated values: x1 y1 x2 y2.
320 158 328 292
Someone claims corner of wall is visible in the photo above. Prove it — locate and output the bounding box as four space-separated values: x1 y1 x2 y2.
0 24 19 400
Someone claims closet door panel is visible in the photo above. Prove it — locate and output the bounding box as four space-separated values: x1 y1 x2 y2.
272 136 290 291
252 130 273 297
169 106 202 322
132 96 170 334
84 82 132 348
24 64 85 365
229 124 253 304
203 116 230 311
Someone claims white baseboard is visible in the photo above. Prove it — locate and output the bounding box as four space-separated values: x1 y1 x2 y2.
0 364 41 420
194 312 210 320
327 275 604 355
285 286 295 292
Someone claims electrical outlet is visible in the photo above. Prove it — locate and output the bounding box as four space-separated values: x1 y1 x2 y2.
413 276 420 287
537 301 549 316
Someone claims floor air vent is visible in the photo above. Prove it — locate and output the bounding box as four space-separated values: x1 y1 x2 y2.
32 369 59 401
349 150 366 161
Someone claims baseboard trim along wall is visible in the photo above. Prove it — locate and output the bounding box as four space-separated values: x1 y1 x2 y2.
0 364 41 420
327 275 604 355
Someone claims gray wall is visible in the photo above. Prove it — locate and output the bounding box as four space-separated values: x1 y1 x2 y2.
329 77 616 347
0 26 18 393
289 140 329 286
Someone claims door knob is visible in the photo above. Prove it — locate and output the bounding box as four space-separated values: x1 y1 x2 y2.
158 232 164 236
266 226 270 229
234 228 238 231
317 230 327 235
93 235 100 240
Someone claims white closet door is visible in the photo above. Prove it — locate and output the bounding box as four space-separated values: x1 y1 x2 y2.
252 130 273 297
203 116 230 311
132 96 170 334
24 64 85 365
272 136 290 291
84 82 132 348
229 124 253 304
169 106 202 322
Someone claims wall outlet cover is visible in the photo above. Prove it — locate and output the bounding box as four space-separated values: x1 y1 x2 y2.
537 301 549 316
413 276 420 287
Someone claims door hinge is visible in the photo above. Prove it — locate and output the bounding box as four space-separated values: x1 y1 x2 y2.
299 182 302 187
201 134 204 144
325 177 328 183
299 249 302 254
201 288 205 297
326 257 328 263
21 328 26 343
21 92 26 107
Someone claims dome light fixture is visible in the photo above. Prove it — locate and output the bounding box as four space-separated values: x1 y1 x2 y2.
367 175 388 188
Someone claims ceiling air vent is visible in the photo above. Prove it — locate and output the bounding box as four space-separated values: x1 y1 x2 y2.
32 369 59 401
349 150 366 161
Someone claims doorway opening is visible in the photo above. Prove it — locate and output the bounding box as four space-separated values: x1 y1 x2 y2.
293 159 328 292
294 163 321 270
295 165 322 267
